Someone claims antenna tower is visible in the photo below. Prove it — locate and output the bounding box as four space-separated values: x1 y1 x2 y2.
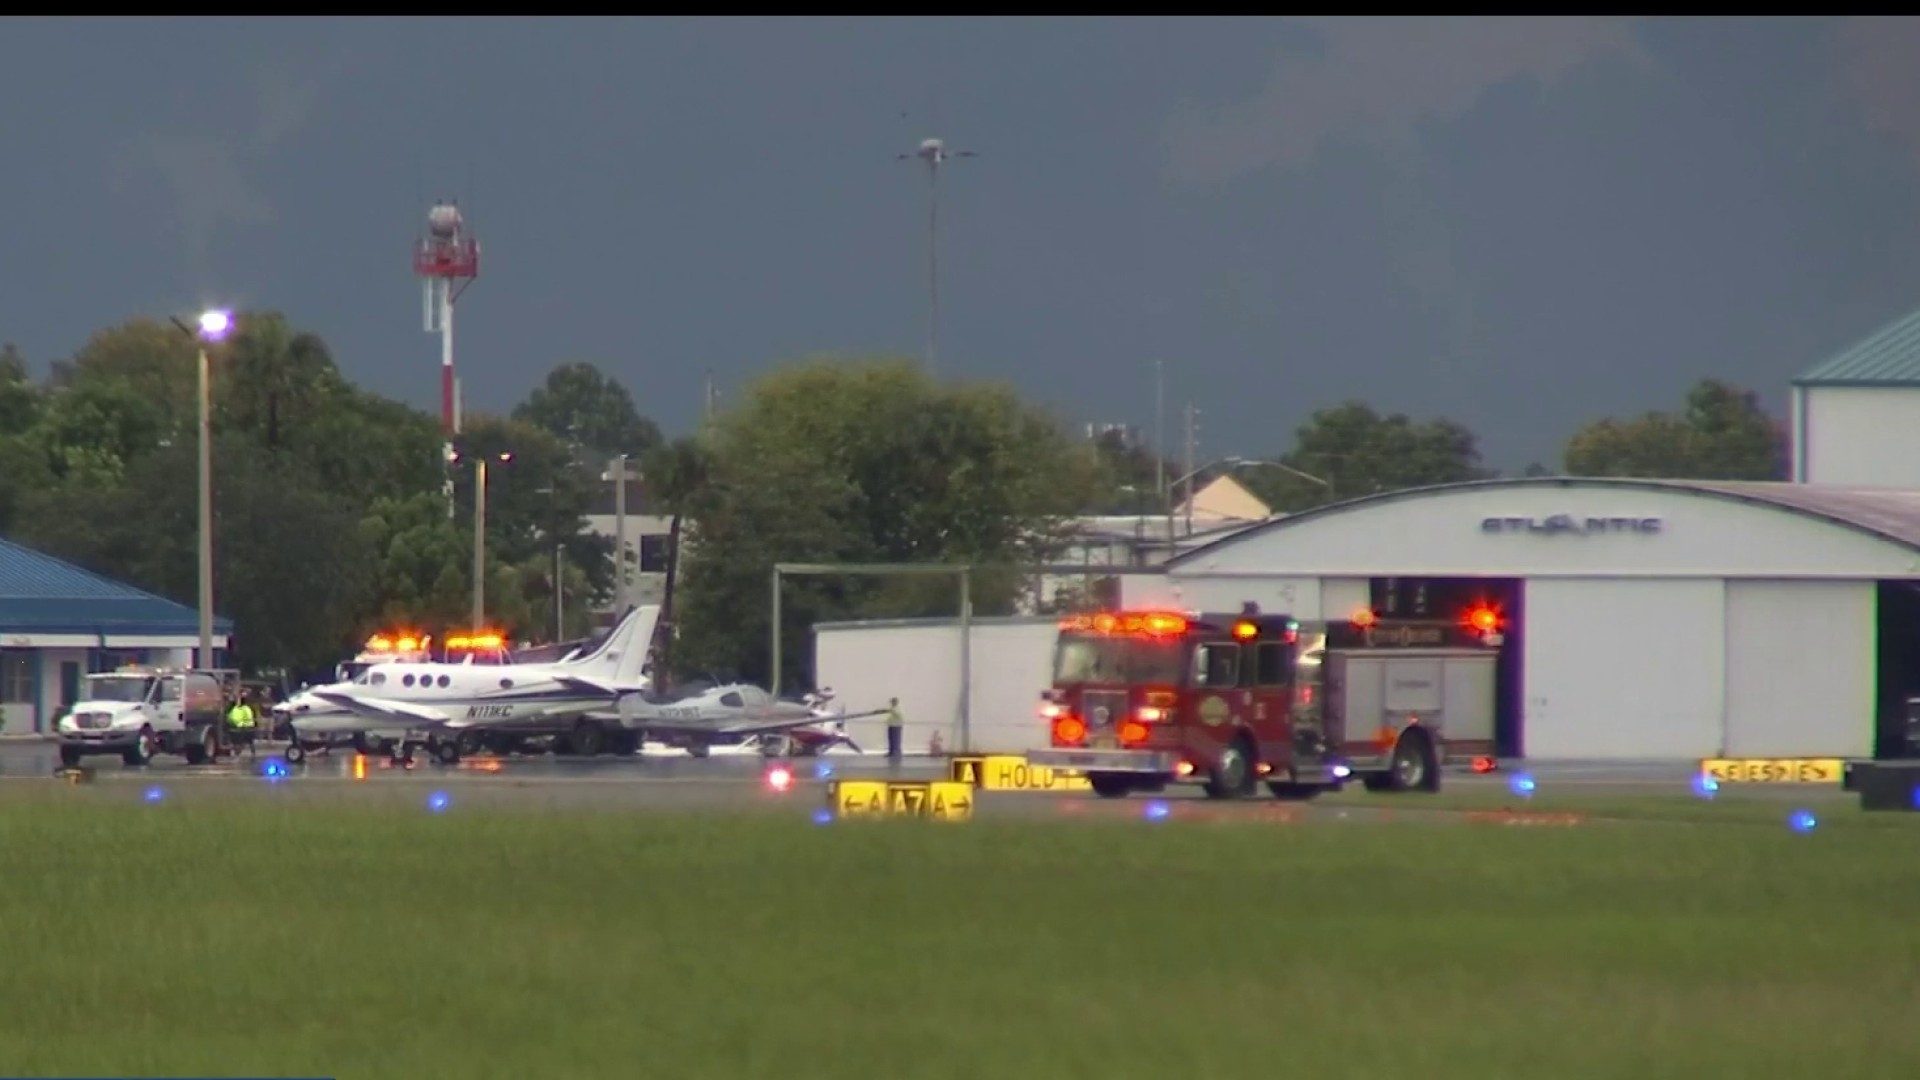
414 200 481 516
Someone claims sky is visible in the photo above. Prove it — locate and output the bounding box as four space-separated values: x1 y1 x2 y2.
5 16 1920 472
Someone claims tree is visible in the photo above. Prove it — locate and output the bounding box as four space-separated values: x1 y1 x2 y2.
1563 379 1788 480
1084 428 1170 515
668 357 1102 690
1239 402 1492 513
512 361 662 468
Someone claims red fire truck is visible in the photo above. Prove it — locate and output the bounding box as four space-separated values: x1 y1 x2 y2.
1024 603 1502 800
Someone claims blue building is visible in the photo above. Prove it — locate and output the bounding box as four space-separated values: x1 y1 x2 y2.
0 537 233 733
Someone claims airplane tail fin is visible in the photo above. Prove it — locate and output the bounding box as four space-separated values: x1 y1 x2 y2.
569 604 660 686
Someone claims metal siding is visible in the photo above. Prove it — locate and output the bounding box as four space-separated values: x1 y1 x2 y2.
1441 654 1497 744
1164 575 1322 619
1321 578 1370 621
1798 387 1920 489
1723 581 1873 757
1522 578 1725 760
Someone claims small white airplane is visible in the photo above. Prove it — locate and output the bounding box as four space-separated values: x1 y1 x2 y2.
608 682 884 758
273 604 659 765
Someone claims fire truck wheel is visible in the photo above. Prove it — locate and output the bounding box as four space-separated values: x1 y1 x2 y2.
1088 773 1133 799
1203 735 1257 800
1389 730 1440 793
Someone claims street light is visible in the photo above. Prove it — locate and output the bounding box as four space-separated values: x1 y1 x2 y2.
169 308 234 670
453 449 513 629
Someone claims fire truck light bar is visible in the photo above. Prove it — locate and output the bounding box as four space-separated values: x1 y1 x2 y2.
1058 611 1190 636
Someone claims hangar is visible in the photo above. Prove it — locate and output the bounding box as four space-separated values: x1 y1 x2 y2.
1120 476 1920 762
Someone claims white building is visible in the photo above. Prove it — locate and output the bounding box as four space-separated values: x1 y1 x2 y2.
0 537 233 734
1792 305 1920 485
1036 474 1271 610
578 475 675 622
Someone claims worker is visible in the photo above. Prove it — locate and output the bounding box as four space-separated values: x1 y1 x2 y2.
885 697 903 763
226 692 257 758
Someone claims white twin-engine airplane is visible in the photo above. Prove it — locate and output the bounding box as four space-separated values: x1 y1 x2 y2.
276 604 661 766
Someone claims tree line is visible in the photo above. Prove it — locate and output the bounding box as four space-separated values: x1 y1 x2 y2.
0 310 1788 688
1089 378 1788 517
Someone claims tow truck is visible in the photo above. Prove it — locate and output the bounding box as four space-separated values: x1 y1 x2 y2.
1023 602 1502 800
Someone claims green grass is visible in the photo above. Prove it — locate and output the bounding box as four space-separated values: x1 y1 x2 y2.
3 785 1920 1079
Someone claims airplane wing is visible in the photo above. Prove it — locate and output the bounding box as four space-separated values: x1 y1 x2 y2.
311 691 453 727
549 673 637 698
626 708 891 738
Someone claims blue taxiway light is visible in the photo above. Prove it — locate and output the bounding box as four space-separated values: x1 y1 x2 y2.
426 791 451 813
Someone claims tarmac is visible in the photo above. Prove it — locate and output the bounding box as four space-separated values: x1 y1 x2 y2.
0 741 1839 819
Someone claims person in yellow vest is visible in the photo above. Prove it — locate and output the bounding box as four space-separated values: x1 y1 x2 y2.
226 692 257 758
885 697 903 764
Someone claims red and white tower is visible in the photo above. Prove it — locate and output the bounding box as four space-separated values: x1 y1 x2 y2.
414 201 480 514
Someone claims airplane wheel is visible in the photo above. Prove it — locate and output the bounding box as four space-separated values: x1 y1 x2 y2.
571 722 606 757
284 741 306 765
433 740 461 766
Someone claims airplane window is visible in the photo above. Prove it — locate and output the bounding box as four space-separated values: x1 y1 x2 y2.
740 686 769 706
720 691 744 708
370 672 386 686
403 674 416 687
437 675 450 688
499 678 514 689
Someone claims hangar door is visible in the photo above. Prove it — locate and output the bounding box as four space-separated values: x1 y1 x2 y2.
1723 581 1873 758
1522 578 1724 760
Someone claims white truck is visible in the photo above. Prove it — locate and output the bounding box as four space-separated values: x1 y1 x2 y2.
56 667 236 768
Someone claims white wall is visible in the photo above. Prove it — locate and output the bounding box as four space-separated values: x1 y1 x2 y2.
813 618 1058 754
1169 482 1920 580
1522 578 1726 760
1122 575 1324 620
1723 580 1874 757
1800 386 1920 488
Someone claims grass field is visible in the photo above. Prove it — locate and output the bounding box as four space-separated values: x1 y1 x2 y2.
2 782 1918 1079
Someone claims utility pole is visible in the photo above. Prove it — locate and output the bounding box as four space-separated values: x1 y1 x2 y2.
1154 359 1166 503
609 454 629 618
899 137 976 374
471 458 487 629
1183 403 1198 538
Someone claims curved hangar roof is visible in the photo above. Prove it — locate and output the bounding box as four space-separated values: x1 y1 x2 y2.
1163 477 1920 579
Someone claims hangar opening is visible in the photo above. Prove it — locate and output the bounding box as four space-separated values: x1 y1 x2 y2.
1874 582 1920 759
1367 576 1525 758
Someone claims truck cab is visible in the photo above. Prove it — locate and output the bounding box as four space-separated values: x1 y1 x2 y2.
57 667 235 768
1025 603 1501 801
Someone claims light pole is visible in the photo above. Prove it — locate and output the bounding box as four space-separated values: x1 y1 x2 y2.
601 454 629 617
457 449 513 629
898 136 976 374
170 308 233 669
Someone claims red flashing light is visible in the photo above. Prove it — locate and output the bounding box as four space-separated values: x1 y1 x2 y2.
1471 756 1498 774
1232 620 1258 641
1351 608 1377 628
1053 715 1088 745
1465 606 1500 634
1117 720 1149 745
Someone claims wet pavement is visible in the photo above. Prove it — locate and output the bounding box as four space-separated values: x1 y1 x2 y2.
0 739 1829 820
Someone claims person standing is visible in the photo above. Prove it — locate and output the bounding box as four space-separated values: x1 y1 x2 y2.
885 697 903 763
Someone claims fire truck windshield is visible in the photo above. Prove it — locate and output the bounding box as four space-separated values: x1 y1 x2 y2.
1053 635 1185 685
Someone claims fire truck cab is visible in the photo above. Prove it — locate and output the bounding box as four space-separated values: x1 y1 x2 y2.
1025 602 1502 800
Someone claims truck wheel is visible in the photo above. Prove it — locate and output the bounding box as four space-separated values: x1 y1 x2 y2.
59 745 82 768
1388 731 1440 793
1088 772 1133 799
1203 735 1257 800
123 727 157 767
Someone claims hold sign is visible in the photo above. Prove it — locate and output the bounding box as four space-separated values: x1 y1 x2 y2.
1698 758 1844 784
949 754 1091 792
827 780 973 821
